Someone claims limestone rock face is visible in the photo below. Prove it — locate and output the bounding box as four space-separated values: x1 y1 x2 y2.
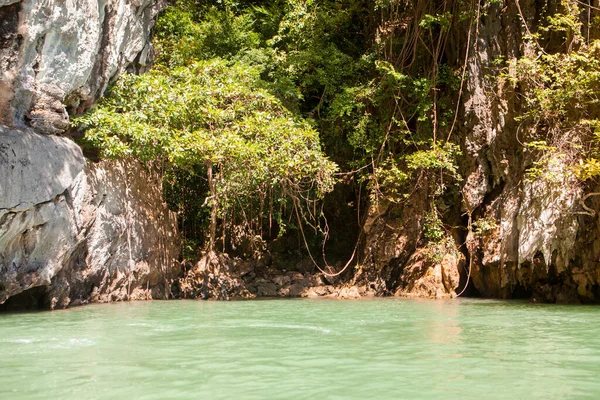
456 0 588 301
0 0 164 133
0 125 84 210
0 127 180 309
357 179 464 299
360 0 599 302
394 252 463 300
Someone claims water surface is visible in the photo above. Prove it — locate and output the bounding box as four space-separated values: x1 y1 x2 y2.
1 298 599 399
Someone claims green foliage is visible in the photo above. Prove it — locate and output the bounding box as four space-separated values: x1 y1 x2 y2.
372 157 409 203
77 58 336 250
154 2 264 67
504 2 600 186
405 143 462 180
422 236 459 263
576 157 600 181
523 141 572 183
472 217 498 237
78 0 479 254
422 211 445 242
419 12 452 30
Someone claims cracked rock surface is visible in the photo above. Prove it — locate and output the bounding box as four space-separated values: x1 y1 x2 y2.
0 126 180 309
0 0 164 133
0 0 178 310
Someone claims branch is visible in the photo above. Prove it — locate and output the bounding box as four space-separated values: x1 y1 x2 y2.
574 192 600 217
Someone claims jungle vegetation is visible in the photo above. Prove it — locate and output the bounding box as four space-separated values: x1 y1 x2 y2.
76 0 600 265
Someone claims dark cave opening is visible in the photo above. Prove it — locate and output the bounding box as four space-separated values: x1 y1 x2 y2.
0 286 48 312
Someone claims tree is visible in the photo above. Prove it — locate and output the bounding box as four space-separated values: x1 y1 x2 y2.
76 59 336 253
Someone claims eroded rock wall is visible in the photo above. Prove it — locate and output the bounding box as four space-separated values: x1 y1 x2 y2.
0 0 178 309
357 181 464 299
458 0 588 302
361 0 599 303
0 126 180 309
0 0 163 133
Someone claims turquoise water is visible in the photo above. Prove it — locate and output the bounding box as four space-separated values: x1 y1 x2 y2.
1 298 600 399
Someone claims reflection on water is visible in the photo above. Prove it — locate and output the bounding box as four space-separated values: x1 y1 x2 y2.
421 299 463 345
1 298 600 399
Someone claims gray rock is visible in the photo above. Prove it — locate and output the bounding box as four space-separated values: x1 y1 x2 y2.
272 275 291 287
288 283 306 297
0 125 84 210
0 0 165 133
294 258 314 274
257 282 277 297
0 127 180 308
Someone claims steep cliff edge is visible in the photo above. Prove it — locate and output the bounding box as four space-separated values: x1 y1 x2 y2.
360 0 600 303
0 127 180 310
458 0 595 302
0 0 179 309
0 0 163 133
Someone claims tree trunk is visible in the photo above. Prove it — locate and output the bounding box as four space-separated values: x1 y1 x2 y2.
207 161 217 252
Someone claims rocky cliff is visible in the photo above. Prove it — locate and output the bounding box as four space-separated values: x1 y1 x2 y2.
0 0 163 133
458 0 594 303
2 0 597 307
0 0 179 310
360 0 600 303
0 127 180 309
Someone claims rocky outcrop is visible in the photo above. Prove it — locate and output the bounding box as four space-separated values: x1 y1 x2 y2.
0 126 180 309
0 0 177 310
0 0 164 133
360 0 599 303
456 0 591 302
356 177 464 299
175 252 372 301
